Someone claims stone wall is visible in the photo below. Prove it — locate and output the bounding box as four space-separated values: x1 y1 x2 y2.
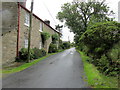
19 7 42 50
2 2 18 65
2 2 18 35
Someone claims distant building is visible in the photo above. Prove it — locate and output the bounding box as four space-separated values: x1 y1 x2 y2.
118 1 120 22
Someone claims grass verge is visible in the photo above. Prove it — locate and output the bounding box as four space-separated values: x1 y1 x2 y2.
1 53 58 76
77 50 118 88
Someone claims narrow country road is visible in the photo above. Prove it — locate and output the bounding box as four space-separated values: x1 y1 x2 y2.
2 48 88 88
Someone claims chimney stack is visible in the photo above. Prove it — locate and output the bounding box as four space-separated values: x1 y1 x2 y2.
44 20 50 25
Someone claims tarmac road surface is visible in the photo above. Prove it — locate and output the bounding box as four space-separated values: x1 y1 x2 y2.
2 48 88 88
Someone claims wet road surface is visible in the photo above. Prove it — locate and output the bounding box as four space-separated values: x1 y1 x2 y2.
3 48 88 88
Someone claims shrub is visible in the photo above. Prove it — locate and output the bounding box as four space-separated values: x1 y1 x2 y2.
106 42 120 76
62 42 71 49
107 41 120 64
32 48 41 59
32 48 46 59
97 54 119 76
52 34 59 44
71 42 75 47
16 48 46 62
48 43 58 53
58 42 71 50
18 48 34 62
40 48 47 56
97 55 109 72
59 44 64 50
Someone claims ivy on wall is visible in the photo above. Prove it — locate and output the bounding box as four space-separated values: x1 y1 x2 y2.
41 32 50 46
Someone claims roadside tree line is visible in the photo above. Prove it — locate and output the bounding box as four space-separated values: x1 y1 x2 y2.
57 0 120 76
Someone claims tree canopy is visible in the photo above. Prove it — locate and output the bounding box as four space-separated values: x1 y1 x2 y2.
80 21 120 58
57 0 114 37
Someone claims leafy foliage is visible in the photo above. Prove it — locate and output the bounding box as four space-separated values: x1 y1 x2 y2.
80 21 120 58
59 44 64 50
62 42 71 49
52 34 59 44
32 48 46 59
17 48 34 62
79 21 120 76
57 0 114 38
107 41 120 64
48 43 58 53
41 32 50 46
55 24 63 34
16 48 46 62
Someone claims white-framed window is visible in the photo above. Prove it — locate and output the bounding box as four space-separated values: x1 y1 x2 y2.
24 12 30 26
39 41 42 49
24 39 28 48
39 22 43 32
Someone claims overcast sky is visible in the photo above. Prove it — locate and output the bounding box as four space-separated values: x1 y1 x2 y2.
26 0 119 42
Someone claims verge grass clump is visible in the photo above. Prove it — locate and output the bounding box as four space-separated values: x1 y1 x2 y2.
77 50 118 88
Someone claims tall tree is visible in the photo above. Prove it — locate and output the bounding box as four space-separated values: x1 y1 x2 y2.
55 24 63 33
57 0 114 37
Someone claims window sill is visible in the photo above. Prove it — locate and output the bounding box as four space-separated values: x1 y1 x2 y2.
24 23 29 27
39 30 43 32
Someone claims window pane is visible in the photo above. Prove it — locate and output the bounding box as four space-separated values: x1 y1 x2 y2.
25 12 30 26
40 22 43 31
24 39 28 48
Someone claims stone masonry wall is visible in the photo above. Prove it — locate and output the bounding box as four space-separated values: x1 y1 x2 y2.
19 8 42 50
2 2 18 65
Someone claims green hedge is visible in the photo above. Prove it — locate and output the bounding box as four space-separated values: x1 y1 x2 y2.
78 21 120 76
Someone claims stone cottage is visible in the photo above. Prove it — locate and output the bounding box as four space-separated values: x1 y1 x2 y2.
2 2 61 65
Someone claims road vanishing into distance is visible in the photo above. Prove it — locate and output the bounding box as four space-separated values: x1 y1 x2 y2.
3 48 89 88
